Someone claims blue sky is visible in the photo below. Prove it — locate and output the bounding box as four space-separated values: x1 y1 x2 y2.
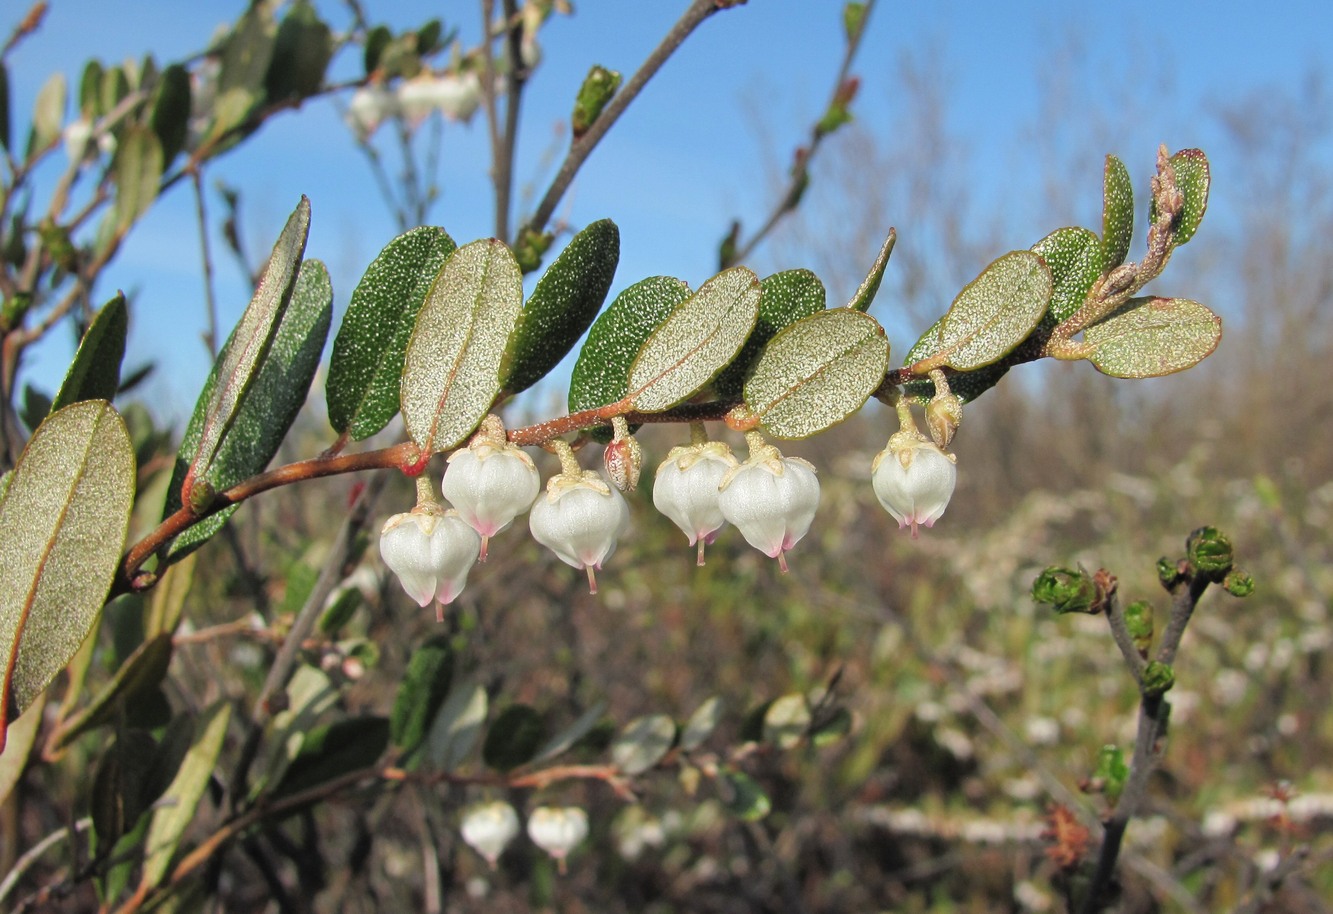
6 0 1331 422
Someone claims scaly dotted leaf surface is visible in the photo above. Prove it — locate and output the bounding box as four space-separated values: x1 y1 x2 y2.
936 250 1051 371
502 219 620 396
745 308 888 439
51 293 128 413
0 401 134 751
1084 296 1221 378
628 266 760 412
1167 148 1209 245
847 228 896 312
401 239 523 454
714 269 826 399
1032 227 1103 328
569 276 691 439
902 316 1010 403
1102 154 1134 268
327 226 455 440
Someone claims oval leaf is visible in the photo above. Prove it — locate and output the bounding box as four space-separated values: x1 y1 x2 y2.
502 219 620 396
401 238 523 454
568 275 691 440
628 266 760 412
327 226 456 440
28 71 66 156
721 769 770 822
114 126 164 236
901 316 1010 403
482 704 545 772
185 196 309 502
714 269 826 399
610 713 676 776
424 680 488 771
680 695 722 752
150 63 191 168
1032 227 1103 328
744 308 888 439
1102 154 1134 268
847 228 896 312
390 636 454 754
1084 297 1221 378
51 292 128 413
0 401 134 750
762 693 811 749
0 692 42 807
533 700 607 764
935 251 1052 371
1167 148 1209 245
164 257 332 559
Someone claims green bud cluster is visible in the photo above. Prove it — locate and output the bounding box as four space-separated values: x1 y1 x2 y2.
1142 661 1175 697
1032 566 1100 614
1186 525 1233 581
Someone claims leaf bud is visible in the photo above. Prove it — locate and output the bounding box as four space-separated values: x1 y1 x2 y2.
1156 556 1183 589
1186 525 1233 581
1223 569 1255 598
1032 566 1100 615
1123 601 1154 657
571 64 621 139
604 417 642 493
925 387 963 451
527 805 589 873
1091 744 1128 804
1142 661 1175 698
460 801 521 869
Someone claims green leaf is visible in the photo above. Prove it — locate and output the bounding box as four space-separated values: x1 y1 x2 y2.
721 769 770 821
628 266 760 412
251 665 338 799
744 308 888 439
1032 227 1103 327
390 636 454 754
0 401 134 751
714 269 826 399
0 691 42 807
1102 154 1134 268
532 700 608 764
51 293 128 413
810 707 852 746
901 317 1009 403
610 714 676 776
482 704 545 772
181 197 309 504
933 250 1052 370
1083 297 1221 378
568 275 690 440
145 552 195 638
78 60 103 119
28 71 66 157
680 696 722 752
1165 148 1209 245
150 64 191 168
401 239 523 455
265 0 333 101
423 679 488 771
19 385 51 431
317 586 360 636
53 634 173 750
847 228 896 312
502 219 620 396
91 729 160 846
164 254 331 559
327 226 455 439
207 4 278 144
276 716 389 798
0 63 11 153
140 701 231 890
762 693 811 749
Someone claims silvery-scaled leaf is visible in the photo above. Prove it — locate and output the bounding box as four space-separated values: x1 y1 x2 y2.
934 250 1051 371
680 695 722 751
714 269 825 399
114 126 164 237
401 239 523 454
847 228 896 312
610 713 676 776
901 317 1009 403
744 308 888 439
762 693 811 749
28 71 65 157
1102 154 1134 268
1162 148 1209 245
1083 296 1221 378
424 679 488 771
628 266 760 413
1032 227 1103 328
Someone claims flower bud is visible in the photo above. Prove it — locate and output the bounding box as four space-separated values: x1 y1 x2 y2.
1031 566 1100 615
1123 601 1154 657
653 442 738 566
604 432 643 493
871 437 956 537
1142 660 1175 698
461 801 521 869
379 509 481 621
529 470 630 594
1186 525 1233 582
527 806 588 872
718 442 819 573
442 426 541 561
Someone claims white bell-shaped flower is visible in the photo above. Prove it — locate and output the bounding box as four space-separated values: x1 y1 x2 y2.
460 801 521 869
527 806 588 873
652 441 737 565
442 431 540 561
379 508 481 621
346 83 397 139
529 469 629 594
871 437 957 537
718 440 819 572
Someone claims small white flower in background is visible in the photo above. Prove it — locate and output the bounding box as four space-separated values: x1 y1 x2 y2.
652 441 738 565
718 435 819 572
63 118 94 162
346 83 397 139
379 507 480 621
871 436 957 537
529 468 629 594
442 417 540 561
460 801 521 869
397 71 483 126
527 806 588 873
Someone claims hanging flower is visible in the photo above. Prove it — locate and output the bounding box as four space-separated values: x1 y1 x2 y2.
527 806 588 873
871 437 957 537
460 801 521 869
652 440 737 565
379 508 481 621
718 434 819 572
529 467 630 594
345 83 397 139
442 417 541 561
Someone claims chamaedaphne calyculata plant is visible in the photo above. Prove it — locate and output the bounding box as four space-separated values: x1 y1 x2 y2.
0 1 1244 911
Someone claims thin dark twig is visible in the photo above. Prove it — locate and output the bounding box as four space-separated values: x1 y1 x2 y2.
192 170 220 359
